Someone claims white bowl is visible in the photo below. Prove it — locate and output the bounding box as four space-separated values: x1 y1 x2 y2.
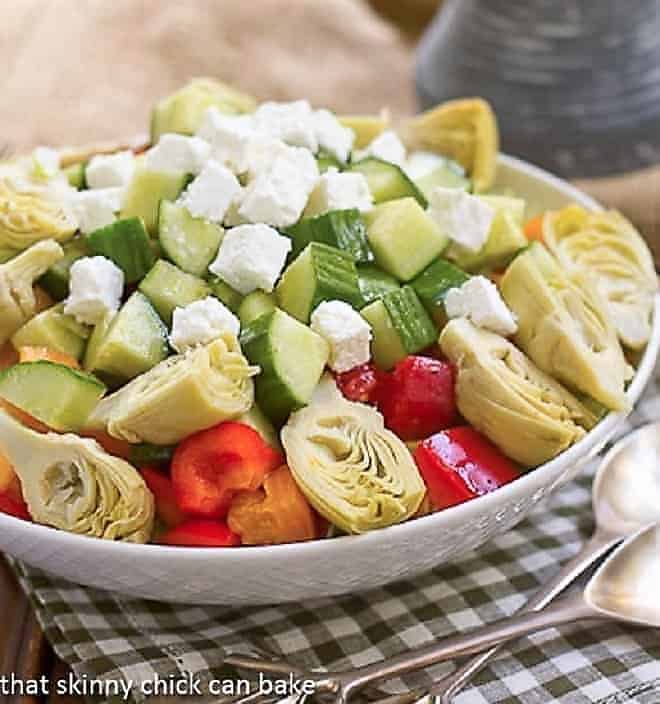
1 155 658 605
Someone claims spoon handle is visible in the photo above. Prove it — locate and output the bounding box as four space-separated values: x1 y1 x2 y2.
431 528 621 703
342 591 599 696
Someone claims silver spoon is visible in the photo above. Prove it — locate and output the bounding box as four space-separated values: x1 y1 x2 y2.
226 522 660 704
419 419 660 703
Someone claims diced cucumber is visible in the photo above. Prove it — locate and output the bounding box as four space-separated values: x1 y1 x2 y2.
120 167 189 234
83 292 168 383
0 361 105 431
139 260 210 324
361 287 437 369
284 209 373 263
64 162 86 190
86 217 155 284
479 195 526 225
316 152 344 173
208 278 243 313
365 197 448 281
349 158 427 208
158 200 224 276
410 258 470 326
416 162 471 199
275 242 363 323
38 238 89 301
238 404 281 449
11 304 90 360
240 309 329 424
130 443 175 467
357 264 400 306
238 291 277 326
339 115 389 149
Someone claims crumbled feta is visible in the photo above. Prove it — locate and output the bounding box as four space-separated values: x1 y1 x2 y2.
196 108 257 175
177 160 241 223
243 136 293 181
312 169 372 213
64 256 124 325
310 300 372 373
356 130 406 167
444 276 518 336
169 296 240 353
404 150 446 180
145 134 210 175
238 148 319 227
253 100 318 151
72 188 124 234
209 224 292 295
32 147 60 179
85 150 135 189
313 109 355 163
427 188 495 253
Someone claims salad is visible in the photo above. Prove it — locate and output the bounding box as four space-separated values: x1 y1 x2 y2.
0 78 656 547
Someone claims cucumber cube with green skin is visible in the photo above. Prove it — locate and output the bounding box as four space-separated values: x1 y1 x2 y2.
316 152 344 173
284 209 373 263
139 260 210 325
238 291 277 327
158 200 224 277
0 361 105 432
120 167 189 235
83 292 168 384
365 197 449 281
415 162 471 199
410 258 470 326
448 197 527 273
275 242 363 323
361 286 437 370
240 308 329 425
11 305 90 361
86 217 155 284
208 277 243 313
38 238 89 301
349 158 427 208
357 264 400 306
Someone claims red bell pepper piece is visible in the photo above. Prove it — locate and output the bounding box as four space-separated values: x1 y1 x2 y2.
0 492 31 520
141 467 185 528
171 422 283 519
159 519 241 547
335 363 383 405
414 426 520 510
378 355 457 440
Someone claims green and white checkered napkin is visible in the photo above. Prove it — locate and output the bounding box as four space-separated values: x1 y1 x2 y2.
11 360 660 704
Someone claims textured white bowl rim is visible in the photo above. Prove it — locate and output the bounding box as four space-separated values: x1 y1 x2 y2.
1 154 658 572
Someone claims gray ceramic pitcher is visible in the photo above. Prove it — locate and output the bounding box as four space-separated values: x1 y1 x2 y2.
416 0 660 178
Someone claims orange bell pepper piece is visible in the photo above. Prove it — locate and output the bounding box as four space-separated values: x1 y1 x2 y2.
0 344 18 371
0 399 50 433
524 214 545 242
18 346 80 369
228 465 321 545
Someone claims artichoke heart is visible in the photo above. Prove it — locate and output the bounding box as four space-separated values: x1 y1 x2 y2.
0 173 78 251
500 242 631 411
0 407 154 542
440 319 598 468
281 389 425 534
87 334 258 444
0 239 64 345
543 206 658 350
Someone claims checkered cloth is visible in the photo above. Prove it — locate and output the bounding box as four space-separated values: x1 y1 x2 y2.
11 360 660 704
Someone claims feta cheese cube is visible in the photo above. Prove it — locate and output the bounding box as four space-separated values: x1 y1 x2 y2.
177 160 241 223
404 150 446 180
85 150 135 189
238 148 319 227
312 169 372 213
313 109 355 162
444 276 518 336
72 188 124 234
243 136 292 181
196 108 257 174
32 147 60 179
209 224 292 295
145 134 210 175
310 300 372 373
169 296 240 353
253 100 318 151
64 256 124 325
356 130 406 167
427 188 495 253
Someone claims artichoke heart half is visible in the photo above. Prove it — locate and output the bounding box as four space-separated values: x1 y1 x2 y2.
0 408 154 542
500 242 631 411
0 172 78 251
543 205 658 350
440 319 598 468
281 389 425 534
87 334 258 444
0 239 64 345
